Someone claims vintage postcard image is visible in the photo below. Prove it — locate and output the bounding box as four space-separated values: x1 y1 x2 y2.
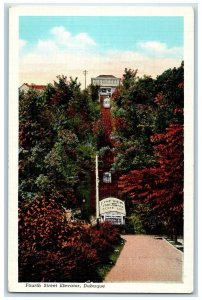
8 5 194 293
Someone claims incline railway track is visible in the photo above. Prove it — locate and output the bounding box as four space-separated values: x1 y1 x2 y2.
90 96 119 211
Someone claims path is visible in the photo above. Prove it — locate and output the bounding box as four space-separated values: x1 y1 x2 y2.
105 235 183 282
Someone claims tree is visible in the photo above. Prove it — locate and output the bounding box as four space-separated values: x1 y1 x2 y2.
111 63 184 171
152 61 184 132
19 75 100 210
19 88 54 202
88 83 100 102
155 61 184 109
115 63 184 236
118 122 184 237
149 123 184 239
18 75 124 283
122 68 138 90
111 69 156 170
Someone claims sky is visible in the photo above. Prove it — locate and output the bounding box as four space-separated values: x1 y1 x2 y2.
19 16 184 88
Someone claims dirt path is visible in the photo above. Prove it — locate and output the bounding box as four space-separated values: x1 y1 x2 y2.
105 235 183 282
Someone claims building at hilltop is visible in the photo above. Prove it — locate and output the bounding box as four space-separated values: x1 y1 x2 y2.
91 75 121 98
19 83 46 93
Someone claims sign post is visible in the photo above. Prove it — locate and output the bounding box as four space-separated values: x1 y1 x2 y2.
99 197 126 225
95 154 100 226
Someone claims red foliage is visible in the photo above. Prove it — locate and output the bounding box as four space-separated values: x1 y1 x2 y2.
154 92 165 107
92 119 103 135
173 107 183 114
118 123 184 233
100 102 113 136
19 197 121 282
150 124 184 215
88 222 121 263
18 197 99 282
112 86 121 100
50 91 60 105
113 117 127 131
178 82 184 89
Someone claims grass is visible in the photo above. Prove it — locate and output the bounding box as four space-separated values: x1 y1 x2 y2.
164 236 184 252
97 238 125 281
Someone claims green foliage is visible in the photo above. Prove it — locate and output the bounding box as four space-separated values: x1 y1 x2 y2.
19 75 100 208
118 122 184 236
125 213 146 234
155 61 184 108
88 83 100 102
18 63 184 281
114 63 184 236
112 63 184 171
122 68 138 90
98 238 125 280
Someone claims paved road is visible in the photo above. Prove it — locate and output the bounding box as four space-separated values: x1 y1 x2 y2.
105 235 183 282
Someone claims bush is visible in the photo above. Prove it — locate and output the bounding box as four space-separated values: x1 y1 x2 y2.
19 197 100 282
19 197 121 282
88 222 121 263
126 214 146 234
19 243 100 282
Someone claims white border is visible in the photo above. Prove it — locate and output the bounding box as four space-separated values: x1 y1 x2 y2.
8 4 194 294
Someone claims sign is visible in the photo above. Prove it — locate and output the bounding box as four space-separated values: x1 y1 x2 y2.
99 197 126 215
104 216 123 225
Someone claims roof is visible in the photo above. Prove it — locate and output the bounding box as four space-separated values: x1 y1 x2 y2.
96 75 117 78
21 83 46 90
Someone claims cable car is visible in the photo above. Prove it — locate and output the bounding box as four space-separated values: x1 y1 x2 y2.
103 97 111 108
100 88 111 96
103 172 112 183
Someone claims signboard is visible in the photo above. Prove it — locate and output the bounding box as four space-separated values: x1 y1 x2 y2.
99 197 126 215
104 216 123 225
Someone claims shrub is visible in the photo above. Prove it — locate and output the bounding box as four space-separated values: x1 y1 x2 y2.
88 222 121 263
19 197 121 282
19 197 100 282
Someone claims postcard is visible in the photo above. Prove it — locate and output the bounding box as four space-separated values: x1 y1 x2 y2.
8 4 194 293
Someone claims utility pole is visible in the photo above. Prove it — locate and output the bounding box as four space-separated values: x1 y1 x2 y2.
95 154 100 226
83 70 88 89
